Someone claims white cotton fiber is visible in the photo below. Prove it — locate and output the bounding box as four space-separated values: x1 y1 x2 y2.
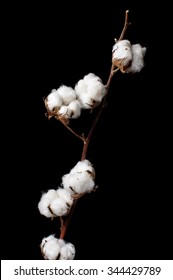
126 44 146 73
59 243 75 260
62 160 95 194
57 85 76 105
62 171 95 194
70 160 95 175
40 235 60 260
75 73 106 109
67 100 81 119
75 79 87 98
57 188 73 204
50 197 69 216
58 105 68 117
58 239 66 248
38 189 57 218
83 73 100 83
112 40 132 72
49 188 73 216
46 89 63 111
41 234 55 247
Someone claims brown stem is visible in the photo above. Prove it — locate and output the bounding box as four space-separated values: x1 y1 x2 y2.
59 10 129 240
59 69 115 240
59 119 86 142
118 10 129 41
60 199 77 239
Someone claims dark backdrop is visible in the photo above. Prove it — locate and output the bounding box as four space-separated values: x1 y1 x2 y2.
2 0 172 260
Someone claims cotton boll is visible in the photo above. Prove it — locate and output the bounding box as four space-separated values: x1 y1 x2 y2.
75 79 87 98
112 40 132 72
78 94 94 109
75 73 105 109
40 235 60 260
62 172 95 194
71 160 95 177
126 44 146 73
57 188 73 205
46 89 63 111
67 100 81 119
38 189 58 218
83 73 101 83
38 197 55 218
57 85 76 105
87 80 106 102
59 243 75 260
42 189 57 200
58 105 69 118
41 234 55 248
50 197 70 216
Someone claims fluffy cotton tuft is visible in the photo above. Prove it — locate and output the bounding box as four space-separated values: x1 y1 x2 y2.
40 235 60 260
59 243 75 260
38 189 57 218
46 89 63 112
112 40 132 72
67 100 82 119
75 73 106 109
40 236 76 260
57 85 77 105
58 100 81 119
50 188 73 216
38 188 73 218
70 159 95 175
126 44 146 73
62 160 95 194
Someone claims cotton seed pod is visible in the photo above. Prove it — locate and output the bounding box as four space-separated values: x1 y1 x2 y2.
40 235 76 260
46 89 63 112
40 235 60 260
112 39 132 73
126 44 146 73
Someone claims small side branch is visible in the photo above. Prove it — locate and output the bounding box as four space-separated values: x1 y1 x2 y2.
118 10 129 41
59 119 86 142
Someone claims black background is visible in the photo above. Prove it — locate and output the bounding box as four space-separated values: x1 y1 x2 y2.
2 0 172 260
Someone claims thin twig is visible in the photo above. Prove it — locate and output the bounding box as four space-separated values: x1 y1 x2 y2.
59 119 86 142
118 10 129 41
44 99 85 142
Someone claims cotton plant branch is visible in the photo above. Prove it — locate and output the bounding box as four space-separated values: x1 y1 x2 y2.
39 10 147 260
44 99 86 142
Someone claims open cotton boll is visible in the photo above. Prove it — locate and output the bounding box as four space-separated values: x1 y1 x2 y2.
50 197 70 216
87 80 106 102
62 171 95 194
75 73 105 109
46 89 63 112
126 44 146 73
38 189 58 218
67 100 81 119
75 79 87 98
41 234 55 248
40 235 60 260
70 160 95 177
57 85 76 105
57 188 73 205
59 243 75 260
58 105 68 117
83 73 101 83
112 40 132 72
38 197 55 218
